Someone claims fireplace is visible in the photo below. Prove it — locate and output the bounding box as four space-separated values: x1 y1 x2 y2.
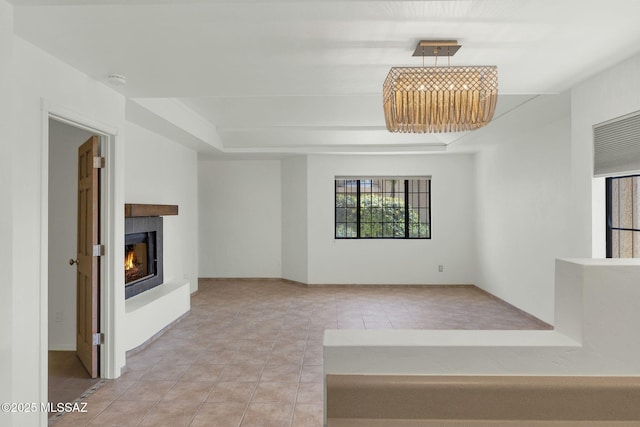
124 216 163 299
125 232 156 284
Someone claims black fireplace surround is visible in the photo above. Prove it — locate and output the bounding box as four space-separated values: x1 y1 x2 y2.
124 216 163 299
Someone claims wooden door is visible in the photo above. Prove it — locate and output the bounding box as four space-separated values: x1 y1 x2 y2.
75 136 100 378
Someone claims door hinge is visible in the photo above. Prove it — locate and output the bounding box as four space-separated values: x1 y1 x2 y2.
92 244 105 256
92 333 104 346
93 156 105 169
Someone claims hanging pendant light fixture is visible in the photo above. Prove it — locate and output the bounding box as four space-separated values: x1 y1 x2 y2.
383 40 498 133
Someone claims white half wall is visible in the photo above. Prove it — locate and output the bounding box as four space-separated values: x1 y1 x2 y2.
124 280 190 351
48 120 94 350
324 258 640 376
473 94 572 324
306 154 476 285
281 156 309 283
198 159 282 278
125 121 199 293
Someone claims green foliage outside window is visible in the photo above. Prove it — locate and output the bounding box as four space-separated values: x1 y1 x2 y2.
335 193 430 238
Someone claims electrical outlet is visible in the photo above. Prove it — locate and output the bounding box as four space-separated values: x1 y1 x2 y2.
54 312 63 322
438 265 444 273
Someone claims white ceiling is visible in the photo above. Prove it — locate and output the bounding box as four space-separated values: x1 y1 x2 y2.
10 0 640 156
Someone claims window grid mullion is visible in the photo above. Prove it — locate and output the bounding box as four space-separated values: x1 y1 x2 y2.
428 178 432 239
618 178 621 257
356 180 361 239
633 177 636 257
404 180 409 238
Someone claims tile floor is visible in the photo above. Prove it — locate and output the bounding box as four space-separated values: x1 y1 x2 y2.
49 351 102 414
51 279 551 427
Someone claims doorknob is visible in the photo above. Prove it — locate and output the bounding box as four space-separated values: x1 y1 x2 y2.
69 258 79 266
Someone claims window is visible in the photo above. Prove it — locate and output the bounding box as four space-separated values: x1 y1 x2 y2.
606 174 640 258
335 177 431 239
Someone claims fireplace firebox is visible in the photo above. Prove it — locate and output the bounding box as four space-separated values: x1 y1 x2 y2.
125 232 156 284
124 216 163 299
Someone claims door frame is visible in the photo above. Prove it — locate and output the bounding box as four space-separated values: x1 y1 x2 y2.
40 99 121 425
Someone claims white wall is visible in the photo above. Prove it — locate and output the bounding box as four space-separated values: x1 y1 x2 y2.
0 1 13 423
306 154 476 285
11 33 126 426
281 156 308 283
473 94 572 324
198 159 282 278
571 53 640 258
592 177 606 258
125 121 199 293
8 30 201 425
48 120 94 350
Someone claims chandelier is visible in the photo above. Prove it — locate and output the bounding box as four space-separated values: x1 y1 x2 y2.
383 40 498 133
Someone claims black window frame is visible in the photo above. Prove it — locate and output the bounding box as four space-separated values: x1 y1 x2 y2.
334 177 431 239
606 174 640 258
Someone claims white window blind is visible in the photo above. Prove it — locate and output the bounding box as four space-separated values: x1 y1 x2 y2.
594 110 640 176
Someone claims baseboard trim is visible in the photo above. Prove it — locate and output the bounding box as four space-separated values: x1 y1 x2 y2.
199 277 283 283
199 277 475 288
48 345 76 351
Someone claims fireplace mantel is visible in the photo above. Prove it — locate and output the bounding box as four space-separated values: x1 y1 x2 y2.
125 204 178 218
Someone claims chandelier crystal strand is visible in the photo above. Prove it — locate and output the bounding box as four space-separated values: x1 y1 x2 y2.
383 66 498 133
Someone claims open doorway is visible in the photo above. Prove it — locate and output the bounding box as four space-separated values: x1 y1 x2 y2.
47 119 102 412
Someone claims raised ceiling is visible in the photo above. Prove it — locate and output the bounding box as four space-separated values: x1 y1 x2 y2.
10 0 640 156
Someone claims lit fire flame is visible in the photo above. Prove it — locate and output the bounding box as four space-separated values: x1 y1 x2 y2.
125 250 135 271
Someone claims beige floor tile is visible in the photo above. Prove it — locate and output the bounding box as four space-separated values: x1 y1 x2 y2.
116 380 175 402
190 402 246 427
162 380 215 402
267 351 305 366
292 404 323 427
302 353 324 366
272 342 307 353
88 400 155 426
238 339 275 352
260 364 302 383
220 364 265 382
138 400 200 426
207 381 257 403
241 403 294 427
364 319 393 329
252 381 299 404
139 363 189 381
300 365 324 383
231 348 271 365
181 363 227 382
296 382 323 404
117 365 156 381
196 349 238 364
50 399 110 426
83 380 133 403
154 347 203 363
210 340 245 350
